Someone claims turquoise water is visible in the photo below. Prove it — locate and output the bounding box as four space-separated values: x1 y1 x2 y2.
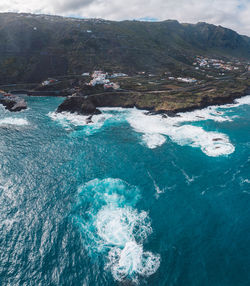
0 95 250 285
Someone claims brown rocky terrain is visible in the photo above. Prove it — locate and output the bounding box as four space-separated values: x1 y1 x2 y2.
57 75 250 116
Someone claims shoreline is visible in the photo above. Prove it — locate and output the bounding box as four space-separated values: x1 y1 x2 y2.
1 76 250 116
56 86 250 117
155 89 250 115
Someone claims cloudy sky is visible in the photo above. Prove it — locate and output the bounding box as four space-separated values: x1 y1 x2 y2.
0 0 250 35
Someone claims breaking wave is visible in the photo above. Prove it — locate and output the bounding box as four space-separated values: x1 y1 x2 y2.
48 111 112 134
73 178 160 283
168 125 235 157
113 95 250 155
127 109 235 156
49 95 250 155
221 94 250 108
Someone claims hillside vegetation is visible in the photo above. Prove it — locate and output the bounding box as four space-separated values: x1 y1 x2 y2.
0 13 250 84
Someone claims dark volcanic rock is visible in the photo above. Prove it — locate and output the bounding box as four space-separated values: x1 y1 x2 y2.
57 96 101 115
81 100 101 115
0 94 27 112
57 92 140 115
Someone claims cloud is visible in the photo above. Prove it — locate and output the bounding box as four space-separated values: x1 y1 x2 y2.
52 0 97 13
0 0 250 36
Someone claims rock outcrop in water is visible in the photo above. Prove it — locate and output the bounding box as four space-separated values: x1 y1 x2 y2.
57 96 101 115
0 93 27 112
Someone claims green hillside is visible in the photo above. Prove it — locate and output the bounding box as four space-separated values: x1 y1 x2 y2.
0 13 249 84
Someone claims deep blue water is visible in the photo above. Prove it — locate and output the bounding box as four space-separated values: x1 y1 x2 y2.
0 95 250 286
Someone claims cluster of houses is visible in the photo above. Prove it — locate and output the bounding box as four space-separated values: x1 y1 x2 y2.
88 71 121 90
41 71 127 90
194 56 243 71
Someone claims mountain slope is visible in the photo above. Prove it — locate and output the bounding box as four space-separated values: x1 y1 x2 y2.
0 13 249 84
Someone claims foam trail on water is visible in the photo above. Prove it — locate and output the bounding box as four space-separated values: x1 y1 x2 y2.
147 171 165 198
0 117 29 127
74 178 160 283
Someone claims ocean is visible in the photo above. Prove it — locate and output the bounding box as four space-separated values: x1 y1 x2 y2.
0 95 250 285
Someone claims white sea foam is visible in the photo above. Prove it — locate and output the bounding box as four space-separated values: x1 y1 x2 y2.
125 95 250 155
225 95 250 108
96 205 160 282
175 107 232 123
107 242 160 283
0 117 29 127
142 133 166 149
242 179 250 184
127 108 235 156
213 95 250 109
96 206 152 247
168 125 235 157
50 95 250 155
49 111 89 128
75 178 160 282
48 111 111 133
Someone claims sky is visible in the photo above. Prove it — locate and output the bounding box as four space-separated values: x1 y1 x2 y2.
0 0 250 36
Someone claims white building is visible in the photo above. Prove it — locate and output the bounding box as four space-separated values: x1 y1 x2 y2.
90 71 109 86
104 82 120 90
177 77 197 83
110 73 128 78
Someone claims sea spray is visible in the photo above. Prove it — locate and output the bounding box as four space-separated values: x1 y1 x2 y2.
73 178 160 282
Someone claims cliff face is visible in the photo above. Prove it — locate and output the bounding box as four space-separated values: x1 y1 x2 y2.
0 13 250 84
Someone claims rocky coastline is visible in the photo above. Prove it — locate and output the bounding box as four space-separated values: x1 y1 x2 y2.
1 73 250 117
56 82 250 117
0 92 27 112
